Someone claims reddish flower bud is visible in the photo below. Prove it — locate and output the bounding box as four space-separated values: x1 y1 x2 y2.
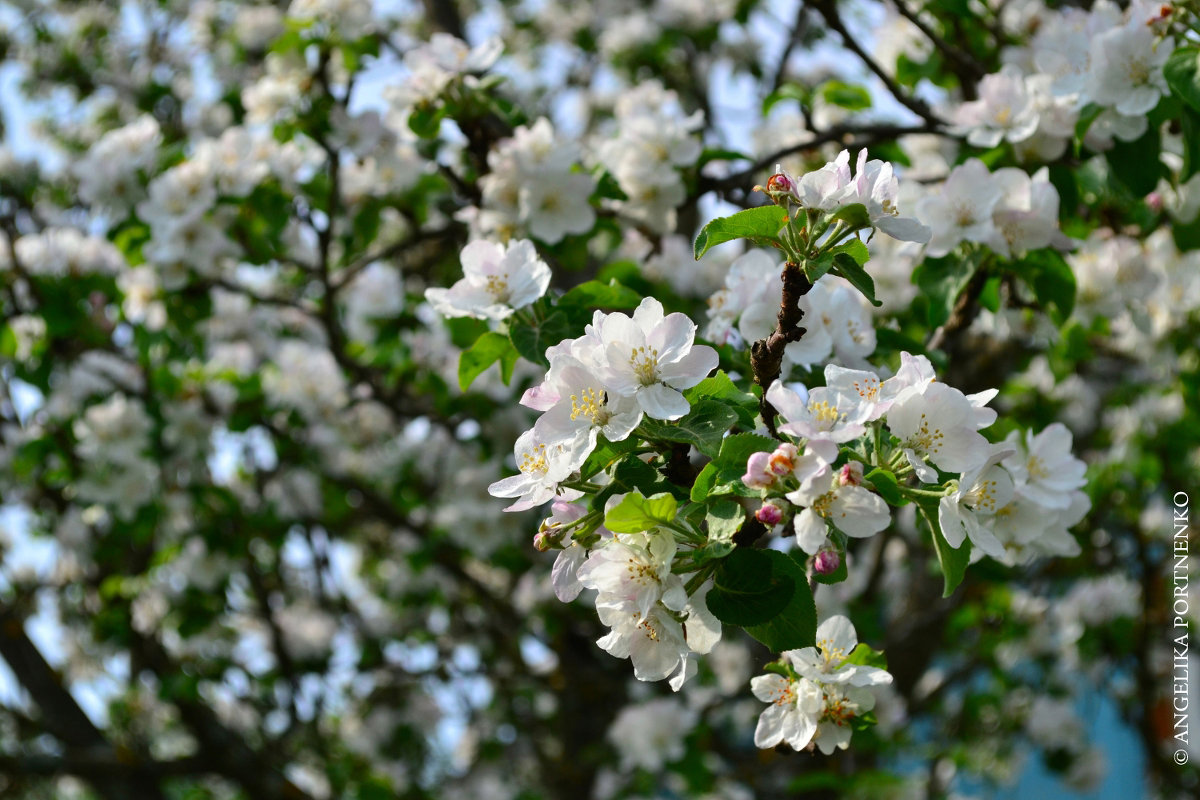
742 451 776 489
756 501 785 526
838 461 864 487
813 549 841 575
768 443 799 476
767 172 795 195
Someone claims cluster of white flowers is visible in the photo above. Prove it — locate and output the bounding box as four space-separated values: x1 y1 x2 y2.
262 339 350 421
742 353 1090 564
387 32 503 108
578 526 722 690
953 0 1173 158
705 250 876 368
594 81 703 234
488 295 718 510
751 616 892 753
13 228 126 277
72 114 161 214
471 118 597 243
71 394 160 519
425 239 551 321
915 159 1072 258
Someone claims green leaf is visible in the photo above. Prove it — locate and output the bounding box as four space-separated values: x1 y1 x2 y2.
744 550 818 652
691 539 736 565
707 548 795 626
690 433 776 502
830 237 869 266
559 279 641 310
819 79 872 111
705 499 745 541
1106 124 1162 196
458 331 517 391
832 252 882 307
509 310 575 368
1017 249 1076 325
684 370 758 428
1182 104 1200 182
762 83 809 116
1165 46 1200 113
694 206 789 260
844 642 888 670
604 490 678 533
698 147 753 168
913 254 979 329
921 504 969 598
639 399 739 458
408 104 445 138
829 202 871 231
864 468 907 507
579 436 638 481
0 325 17 359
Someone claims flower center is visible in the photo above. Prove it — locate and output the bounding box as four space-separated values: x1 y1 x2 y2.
484 273 510 302
570 387 610 425
906 413 945 455
519 443 548 475
1027 455 1049 480
817 638 847 669
808 399 842 428
811 491 835 518
966 477 1001 513
630 345 660 385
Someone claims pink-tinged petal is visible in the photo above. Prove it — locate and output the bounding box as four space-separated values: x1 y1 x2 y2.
659 345 718 389
636 383 690 420
520 382 559 411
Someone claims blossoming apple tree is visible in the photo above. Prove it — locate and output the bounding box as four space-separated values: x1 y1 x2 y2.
0 1 1198 799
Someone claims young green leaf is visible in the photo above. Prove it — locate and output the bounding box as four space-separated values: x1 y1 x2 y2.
694 206 789 260
458 331 517 391
603 490 679 533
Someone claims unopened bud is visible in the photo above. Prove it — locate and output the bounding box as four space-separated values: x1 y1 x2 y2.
533 530 552 551
838 461 864 486
756 501 785 526
1146 191 1164 212
768 443 798 476
813 549 840 575
742 451 776 489
767 172 795 195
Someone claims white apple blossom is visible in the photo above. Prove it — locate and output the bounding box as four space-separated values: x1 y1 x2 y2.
845 150 932 244
596 603 694 689
939 446 1018 558
425 239 551 320
916 159 1003 258
750 672 823 750
1001 423 1088 510
886 381 993 482
532 355 644 445
814 683 879 755
577 530 688 620
952 65 1040 148
765 381 869 445
594 297 718 420
487 428 590 512
1086 21 1172 116
790 616 894 687
787 462 891 554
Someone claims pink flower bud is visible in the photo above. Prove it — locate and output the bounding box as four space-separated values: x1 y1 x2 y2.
767 172 795 195
1146 191 1164 212
533 530 552 552
742 451 776 489
768 443 798 476
838 461 864 486
813 549 840 575
756 501 785 526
